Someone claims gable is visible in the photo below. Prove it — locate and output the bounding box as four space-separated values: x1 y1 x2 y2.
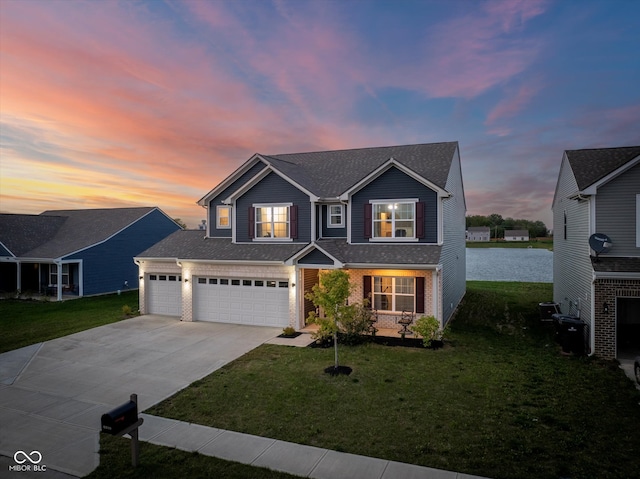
351 166 439 244
296 248 336 265
566 146 640 191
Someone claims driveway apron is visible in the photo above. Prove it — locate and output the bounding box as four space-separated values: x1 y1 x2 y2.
0 316 280 477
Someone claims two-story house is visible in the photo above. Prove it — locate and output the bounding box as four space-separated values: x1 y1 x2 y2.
135 142 466 331
552 146 640 359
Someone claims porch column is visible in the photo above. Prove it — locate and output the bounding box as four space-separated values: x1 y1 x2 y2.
57 262 63 301
16 260 22 293
77 261 83 297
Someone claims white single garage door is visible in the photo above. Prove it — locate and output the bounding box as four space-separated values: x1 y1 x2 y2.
193 277 289 327
147 273 182 316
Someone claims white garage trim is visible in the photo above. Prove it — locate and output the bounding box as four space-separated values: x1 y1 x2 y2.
146 273 183 316
193 276 290 327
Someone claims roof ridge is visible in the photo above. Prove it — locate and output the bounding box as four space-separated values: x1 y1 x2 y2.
268 141 457 158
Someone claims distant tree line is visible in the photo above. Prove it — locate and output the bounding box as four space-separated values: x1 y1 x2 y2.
466 214 548 239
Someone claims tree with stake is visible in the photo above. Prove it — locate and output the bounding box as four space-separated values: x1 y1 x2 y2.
305 270 353 375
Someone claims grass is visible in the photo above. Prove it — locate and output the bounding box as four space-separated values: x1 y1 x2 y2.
148 282 640 479
0 291 138 353
466 238 553 249
86 434 300 479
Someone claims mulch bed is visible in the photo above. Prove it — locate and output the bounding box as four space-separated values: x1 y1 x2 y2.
277 332 302 339
308 334 444 350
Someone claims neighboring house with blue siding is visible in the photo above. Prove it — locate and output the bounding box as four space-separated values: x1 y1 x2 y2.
552 146 640 359
0 207 181 300
136 142 466 331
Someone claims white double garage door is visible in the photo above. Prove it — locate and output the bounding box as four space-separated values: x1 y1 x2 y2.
146 273 290 327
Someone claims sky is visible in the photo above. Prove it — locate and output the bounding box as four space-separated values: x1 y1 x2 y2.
1 0 639 230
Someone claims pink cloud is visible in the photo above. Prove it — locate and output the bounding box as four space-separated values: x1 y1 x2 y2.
407 0 548 98
486 82 541 126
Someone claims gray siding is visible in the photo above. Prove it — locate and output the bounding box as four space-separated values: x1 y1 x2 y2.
439 148 466 324
236 172 311 243
320 204 347 238
208 162 266 238
298 249 334 265
553 155 593 331
351 167 438 243
595 162 640 257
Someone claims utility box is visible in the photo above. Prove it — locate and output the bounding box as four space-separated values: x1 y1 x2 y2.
552 314 586 355
101 400 138 435
539 302 560 321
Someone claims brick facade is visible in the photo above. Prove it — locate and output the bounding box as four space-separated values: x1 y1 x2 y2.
346 269 436 329
593 278 640 359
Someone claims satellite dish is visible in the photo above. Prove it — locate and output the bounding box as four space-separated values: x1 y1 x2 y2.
589 233 613 260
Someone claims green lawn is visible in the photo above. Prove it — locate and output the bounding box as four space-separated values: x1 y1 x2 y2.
87 435 300 479
148 282 640 479
0 291 138 353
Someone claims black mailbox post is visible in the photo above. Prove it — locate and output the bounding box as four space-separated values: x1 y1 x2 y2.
101 400 138 435
101 394 144 467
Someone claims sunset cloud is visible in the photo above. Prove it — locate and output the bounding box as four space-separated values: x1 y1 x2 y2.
1 0 639 229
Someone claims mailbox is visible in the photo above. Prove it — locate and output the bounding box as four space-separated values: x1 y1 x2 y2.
101 400 138 435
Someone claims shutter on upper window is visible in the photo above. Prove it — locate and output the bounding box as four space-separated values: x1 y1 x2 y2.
290 205 298 239
248 207 255 239
364 203 372 238
416 201 425 239
416 276 425 314
363 276 372 302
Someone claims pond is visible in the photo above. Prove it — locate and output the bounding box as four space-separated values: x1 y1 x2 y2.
466 247 553 283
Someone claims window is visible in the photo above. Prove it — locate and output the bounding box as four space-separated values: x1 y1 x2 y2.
328 204 344 228
217 205 231 229
49 264 69 286
256 205 289 238
370 200 419 239
372 277 415 312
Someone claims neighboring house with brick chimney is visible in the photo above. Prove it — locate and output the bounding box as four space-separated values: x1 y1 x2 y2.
552 146 640 359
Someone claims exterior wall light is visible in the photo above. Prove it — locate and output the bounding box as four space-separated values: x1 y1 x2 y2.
602 302 609 314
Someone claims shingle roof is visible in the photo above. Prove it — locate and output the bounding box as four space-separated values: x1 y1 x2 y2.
467 226 490 232
0 214 67 256
0 207 158 259
314 239 442 266
505 230 529 236
591 256 640 274
566 146 640 190
261 142 458 197
137 230 307 262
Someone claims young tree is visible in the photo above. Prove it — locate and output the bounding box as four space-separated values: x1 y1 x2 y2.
305 269 353 371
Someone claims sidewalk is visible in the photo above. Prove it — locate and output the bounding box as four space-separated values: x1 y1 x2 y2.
138 413 490 479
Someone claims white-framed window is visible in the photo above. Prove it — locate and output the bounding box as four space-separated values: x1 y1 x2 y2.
372 200 416 239
217 205 231 229
255 204 290 239
373 276 415 312
49 264 69 286
328 204 344 228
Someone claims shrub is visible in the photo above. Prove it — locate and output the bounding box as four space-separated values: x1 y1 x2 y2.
338 302 372 345
282 326 296 337
411 315 441 347
122 305 133 317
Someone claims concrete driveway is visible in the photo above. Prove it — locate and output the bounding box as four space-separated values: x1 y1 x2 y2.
0 315 280 477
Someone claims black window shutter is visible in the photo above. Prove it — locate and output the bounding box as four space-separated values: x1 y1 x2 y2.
363 276 372 301
248 207 255 239
416 201 425 239
416 276 425 314
290 205 298 239
364 203 372 238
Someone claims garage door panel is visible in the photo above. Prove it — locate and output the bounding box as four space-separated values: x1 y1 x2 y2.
147 274 182 316
194 277 289 327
